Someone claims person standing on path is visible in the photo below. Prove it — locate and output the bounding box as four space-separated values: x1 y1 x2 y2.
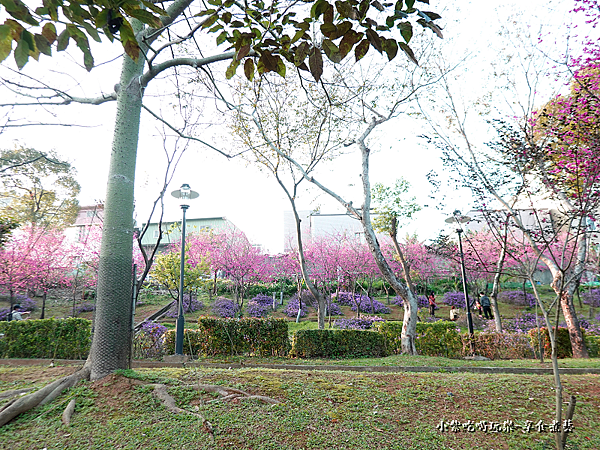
479 292 493 320
428 293 437 317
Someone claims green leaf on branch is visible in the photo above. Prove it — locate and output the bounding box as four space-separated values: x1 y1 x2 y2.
397 21 412 43
216 31 228 45
140 1 168 16
201 14 219 29
311 0 329 20
3 0 39 26
366 28 382 53
236 44 250 60
226 58 240 78
34 34 51 56
0 26 12 63
119 20 140 61
323 3 334 23
95 9 108 28
82 22 101 43
126 8 163 29
371 0 384 11
320 22 337 38
399 41 417 64
56 28 70 52
244 58 254 81
382 38 397 61
335 1 358 19
13 37 29 68
322 38 341 63
275 55 286 77
354 38 369 61
308 46 323 81
339 29 362 59
41 22 57 44
294 41 310 66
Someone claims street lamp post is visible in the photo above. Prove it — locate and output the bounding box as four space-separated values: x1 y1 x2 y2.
445 210 475 341
171 183 199 356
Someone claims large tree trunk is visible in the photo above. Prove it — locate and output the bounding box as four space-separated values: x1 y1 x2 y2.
559 288 588 358
89 40 146 381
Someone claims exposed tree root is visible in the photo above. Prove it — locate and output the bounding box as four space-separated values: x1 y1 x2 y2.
150 384 214 434
61 399 76 426
1 366 280 431
0 365 90 427
149 383 280 435
0 388 34 402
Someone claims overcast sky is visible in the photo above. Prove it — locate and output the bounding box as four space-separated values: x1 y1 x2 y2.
0 0 594 253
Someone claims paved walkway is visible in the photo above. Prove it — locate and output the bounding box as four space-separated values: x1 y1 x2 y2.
2 359 599 375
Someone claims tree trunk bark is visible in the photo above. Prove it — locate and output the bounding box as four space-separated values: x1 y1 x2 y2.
89 37 146 381
357 131 417 354
40 291 47 320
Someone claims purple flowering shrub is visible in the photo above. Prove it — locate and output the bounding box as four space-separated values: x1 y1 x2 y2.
326 301 343 316
252 293 275 307
582 289 600 307
332 291 359 306
74 302 95 314
392 295 429 308
246 294 273 318
559 316 600 335
484 313 543 334
133 321 168 359
0 308 9 321
283 294 308 317
166 294 204 318
212 297 239 318
498 291 536 307
442 291 473 308
333 316 385 330
246 301 269 317
350 297 391 314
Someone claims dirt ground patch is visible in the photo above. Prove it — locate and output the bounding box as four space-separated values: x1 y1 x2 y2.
0 364 80 384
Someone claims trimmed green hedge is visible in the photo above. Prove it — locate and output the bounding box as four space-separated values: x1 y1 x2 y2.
461 332 534 360
290 329 388 358
528 327 572 359
0 318 91 359
163 317 290 357
585 334 600 358
374 321 463 358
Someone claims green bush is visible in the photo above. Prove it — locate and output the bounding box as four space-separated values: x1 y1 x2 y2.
461 332 534 360
0 318 91 359
373 321 462 358
185 317 290 357
289 329 388 358
584 334 600 358
528 327 572 359
163 328 205 356
245 281 297 299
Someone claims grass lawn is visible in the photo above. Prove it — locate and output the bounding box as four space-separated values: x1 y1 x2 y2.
1 363 599 449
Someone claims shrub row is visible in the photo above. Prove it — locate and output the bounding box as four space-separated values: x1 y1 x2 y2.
0 318 91 359
290 329 388 358
163 317 290 357
463 332 534 360
528 327 573 359
374 321 463 358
